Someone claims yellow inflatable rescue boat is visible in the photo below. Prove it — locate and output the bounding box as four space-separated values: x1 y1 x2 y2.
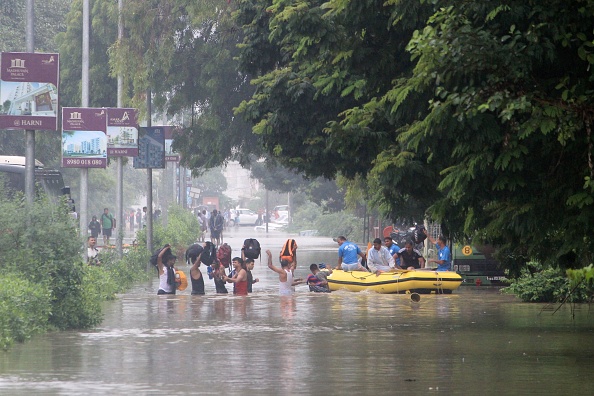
327 269 463 294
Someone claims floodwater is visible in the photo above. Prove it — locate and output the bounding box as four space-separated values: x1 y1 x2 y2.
1 228 594 395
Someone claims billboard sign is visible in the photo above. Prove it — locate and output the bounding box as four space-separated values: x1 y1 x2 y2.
0 52 59 130
162 125 181 162
134 126 165 169
107 108 139 156
61 107 107 168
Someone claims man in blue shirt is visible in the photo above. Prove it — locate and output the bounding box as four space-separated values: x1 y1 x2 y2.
384 236 400 267
425 230 451 271
336 236 367 272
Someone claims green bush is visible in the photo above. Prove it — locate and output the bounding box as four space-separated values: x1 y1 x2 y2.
136 206 201 257
92 246 151 296
566 264 594 301
289 203 364 242
288 201 323 231
314 211 363 243
0 274 51 350
0 194 102 329
0 194 104 343
0 193 198 349
502 264 591 303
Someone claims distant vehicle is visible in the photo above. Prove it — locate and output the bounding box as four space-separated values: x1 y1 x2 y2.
452 244 507 287
231 208 261 226
0 155 65 198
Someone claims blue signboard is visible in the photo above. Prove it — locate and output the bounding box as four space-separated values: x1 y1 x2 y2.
133 126 165 169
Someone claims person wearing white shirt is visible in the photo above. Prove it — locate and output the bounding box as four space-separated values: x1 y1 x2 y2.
367 238 395 275
87 236 101 266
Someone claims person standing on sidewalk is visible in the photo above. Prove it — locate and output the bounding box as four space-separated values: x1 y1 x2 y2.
100 208 116 246
88 215 101 239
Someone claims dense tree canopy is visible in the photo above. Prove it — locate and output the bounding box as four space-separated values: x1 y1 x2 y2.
55 0 119 108
231 0 594 271
233 0 437 219
0 0 70 53
400 1 594 273
103 0 594 272
108 0 261 169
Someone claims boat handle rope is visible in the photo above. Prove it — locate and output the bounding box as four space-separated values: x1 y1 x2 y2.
346 271 402 290
348 271 374 281
435 272 443 293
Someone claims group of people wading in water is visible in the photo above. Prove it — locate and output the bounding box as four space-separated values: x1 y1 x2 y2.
156 238 306 296
156 228 451 296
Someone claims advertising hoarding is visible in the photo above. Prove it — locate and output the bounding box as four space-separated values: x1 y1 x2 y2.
61 107 107 168
0 52 59 130
162 126 180 162
107 108 139 157
134 126 165 169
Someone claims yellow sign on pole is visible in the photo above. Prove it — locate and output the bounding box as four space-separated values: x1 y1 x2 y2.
462 245 473 256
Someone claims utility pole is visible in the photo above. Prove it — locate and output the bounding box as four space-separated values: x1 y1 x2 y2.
180 165 187 209
79 0 90 243
115 0 124 258
146 89 154 257
161 163 168 226
24 0 35 205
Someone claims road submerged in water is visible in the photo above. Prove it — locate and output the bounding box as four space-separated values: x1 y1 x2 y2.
1 227 593 395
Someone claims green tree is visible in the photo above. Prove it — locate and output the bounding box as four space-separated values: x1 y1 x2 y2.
234 0 594 273
192 167 228 195
233 0 435 216
0 0 70 53
250 159 345 211
392 1 594 273
55 0 119 109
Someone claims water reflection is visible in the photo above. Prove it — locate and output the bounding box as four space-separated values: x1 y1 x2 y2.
1 248 594 395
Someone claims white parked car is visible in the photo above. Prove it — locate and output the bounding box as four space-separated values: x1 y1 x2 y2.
271 205 289 223
231 208 261 226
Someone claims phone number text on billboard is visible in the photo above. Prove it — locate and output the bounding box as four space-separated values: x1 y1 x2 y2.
63 158 106 167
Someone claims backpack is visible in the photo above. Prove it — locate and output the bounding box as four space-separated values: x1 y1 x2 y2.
217 243 232 268
412 224 427 245
185 243 204 265
280 238 297 263
200 241 217 265
150 245 173 267
243 238 261 260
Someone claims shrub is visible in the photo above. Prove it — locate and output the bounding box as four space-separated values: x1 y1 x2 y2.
289 202 363 241
0 195 103 333
136 206 201 257
0 274 51 350
314 211 363 242
288 201 323 231
502 263 591 303
0 193 197 349
93 246 151 296
288 204 364 242
566 264 594 301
